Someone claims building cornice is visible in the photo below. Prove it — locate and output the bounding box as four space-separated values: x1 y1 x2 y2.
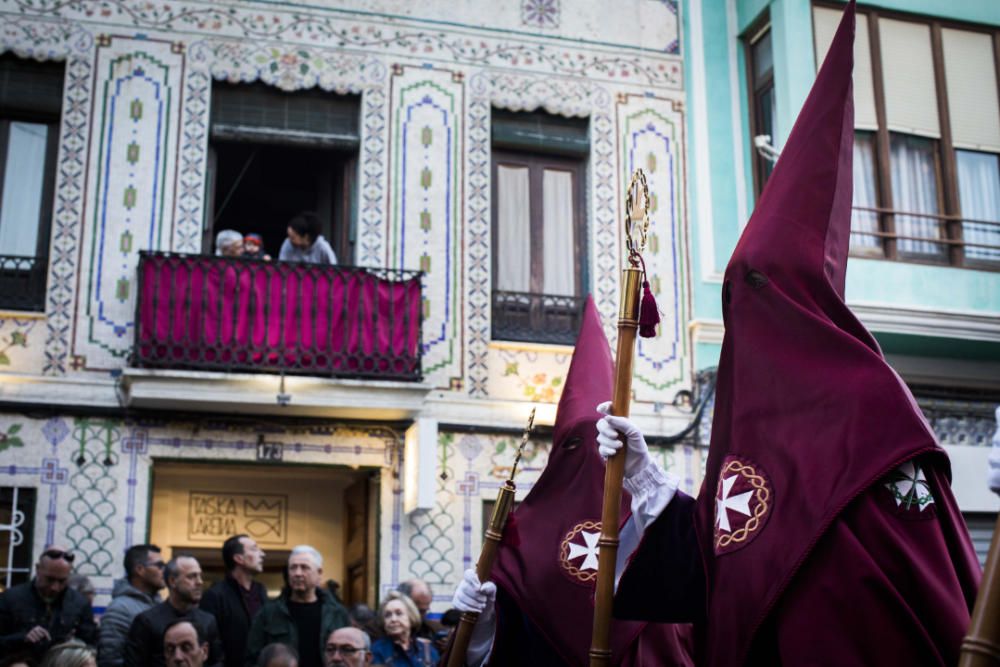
850 303 1000 342
690 304 1000 347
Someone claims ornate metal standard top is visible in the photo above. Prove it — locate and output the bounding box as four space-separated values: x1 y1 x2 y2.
509 407 537 481
624 169 651 267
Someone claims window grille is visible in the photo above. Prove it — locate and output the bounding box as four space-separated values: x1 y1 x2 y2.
0 487 36 592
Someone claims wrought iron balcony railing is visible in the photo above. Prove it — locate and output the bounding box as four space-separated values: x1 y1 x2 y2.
491 290 585 345
133 252 423 381
849 206 1000 269
0 255 47 312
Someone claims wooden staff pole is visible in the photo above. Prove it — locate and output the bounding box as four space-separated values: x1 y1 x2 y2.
959 512 1000 666
590 170 649 667
446 409 535 667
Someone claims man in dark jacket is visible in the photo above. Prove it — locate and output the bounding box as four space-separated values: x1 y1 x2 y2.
201 535 268 667
246 546 349 667
98 543 165 667
124 554 223 667
0 545 97 659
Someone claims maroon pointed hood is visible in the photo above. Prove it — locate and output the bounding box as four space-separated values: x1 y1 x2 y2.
692 3 971 664
490 295 692 665
553 295 615 447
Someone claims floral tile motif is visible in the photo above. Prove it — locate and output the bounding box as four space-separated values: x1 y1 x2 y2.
521 0 560 29
493 349 568 403
8 0 681 88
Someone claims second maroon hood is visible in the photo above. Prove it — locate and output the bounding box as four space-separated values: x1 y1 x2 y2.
692 3 957 664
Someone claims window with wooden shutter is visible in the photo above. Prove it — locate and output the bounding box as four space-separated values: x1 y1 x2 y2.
491 109 588 345
812 2 1000 269
0 54 63 312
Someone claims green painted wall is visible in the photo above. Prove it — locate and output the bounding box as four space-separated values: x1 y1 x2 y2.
846 259 1000 311
682 0 742 325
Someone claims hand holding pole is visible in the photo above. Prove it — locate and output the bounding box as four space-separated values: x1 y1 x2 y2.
589 170 652 666
446 408 536 667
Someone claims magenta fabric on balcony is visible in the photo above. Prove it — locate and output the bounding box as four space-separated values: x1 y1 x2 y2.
136 255 421 378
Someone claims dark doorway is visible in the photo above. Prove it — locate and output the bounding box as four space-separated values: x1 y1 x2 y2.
205 81 360 262
209 141 355 261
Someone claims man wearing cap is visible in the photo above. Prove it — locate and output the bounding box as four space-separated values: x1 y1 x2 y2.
0 545 98 659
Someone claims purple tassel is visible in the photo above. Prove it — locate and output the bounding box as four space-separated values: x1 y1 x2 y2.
638 280 660 338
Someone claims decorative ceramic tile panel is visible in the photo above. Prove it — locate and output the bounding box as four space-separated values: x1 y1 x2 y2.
0 14 90 59
6 0 682 87
404 431 457 586
387 66 464 387
463 86 491 398
589 96 620 343
521 0 560 30
486 70 595 119
0 318 43 373
617 94 692 401
67 418 120 576
192 40 370 94
72 37 183 369
172 65 209 253
487 344 571 404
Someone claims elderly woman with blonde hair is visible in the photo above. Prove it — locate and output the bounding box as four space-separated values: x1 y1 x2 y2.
371 591 439 666
40 640 96 667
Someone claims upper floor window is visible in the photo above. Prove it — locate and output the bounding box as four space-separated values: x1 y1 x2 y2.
0 55 63 311
745 21 777 197
207 82 360 263
491 110 588 345
814 3 1000 269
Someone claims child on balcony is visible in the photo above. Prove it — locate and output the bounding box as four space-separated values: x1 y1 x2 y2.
243 233 271 261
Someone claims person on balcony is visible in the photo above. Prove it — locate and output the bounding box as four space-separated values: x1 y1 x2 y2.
279 212 338 265
242 234 271 261
215 230 244 258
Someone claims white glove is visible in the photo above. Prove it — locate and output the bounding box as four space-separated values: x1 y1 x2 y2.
452 568 497 618
451 569 497 667
988 407 1000 496
596 401 653 480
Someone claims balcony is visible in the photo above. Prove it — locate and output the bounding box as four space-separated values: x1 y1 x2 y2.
133 252 423 382
491 290 585 345
849 206 1000 269
0 255 47 312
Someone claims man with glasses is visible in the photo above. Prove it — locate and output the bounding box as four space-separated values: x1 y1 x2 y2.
0 545 98 659
98 543 166 667
324 627 372 667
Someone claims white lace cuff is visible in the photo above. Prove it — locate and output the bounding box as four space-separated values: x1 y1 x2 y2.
623 460 679 533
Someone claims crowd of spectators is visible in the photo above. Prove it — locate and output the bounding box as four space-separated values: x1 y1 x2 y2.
214 212 337 266
0 538 458 667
